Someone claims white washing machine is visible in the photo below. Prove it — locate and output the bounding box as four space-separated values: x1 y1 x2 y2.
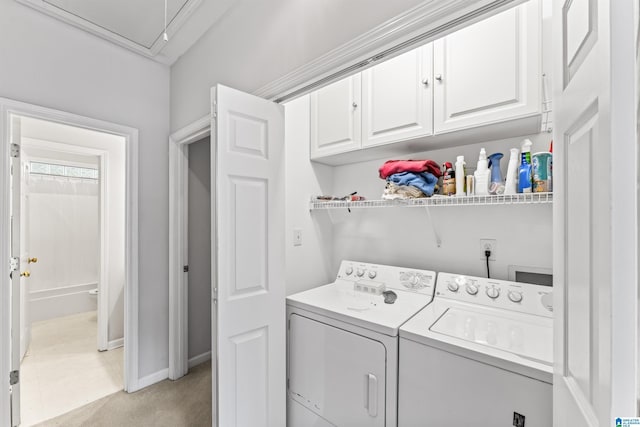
399 272 553 427
286 261 437 427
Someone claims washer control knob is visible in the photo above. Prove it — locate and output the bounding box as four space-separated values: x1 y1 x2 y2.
486 286 500 299
356 268 365 277
447 281 459 292
345 266 353 276
465 283 479 295
368 270 377 279
508 291 523 303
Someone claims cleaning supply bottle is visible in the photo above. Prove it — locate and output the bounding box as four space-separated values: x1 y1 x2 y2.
455 155 466 196
488 153 504 195
474 148 490 196
442 162 456 196
504 148 519 195
518 139 533 193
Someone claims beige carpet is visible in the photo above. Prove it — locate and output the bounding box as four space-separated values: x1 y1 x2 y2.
36 362 212 427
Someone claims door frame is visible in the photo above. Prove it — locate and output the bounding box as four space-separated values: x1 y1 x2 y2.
0 97 140 425
20 138 113 352
168 115 210 380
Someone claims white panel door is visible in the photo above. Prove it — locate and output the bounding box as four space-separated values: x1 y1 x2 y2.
433 0 540 133
310 75 361 158
212 84 286 427
362 44 433 148
553 1 637 425
9 114 21 427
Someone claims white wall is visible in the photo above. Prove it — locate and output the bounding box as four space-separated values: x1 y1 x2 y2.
285 96 553 288
27 171 99 322
284 96 334 295
0 0 170 378
170 0 424 132
187 138 211 360
330 134 553 280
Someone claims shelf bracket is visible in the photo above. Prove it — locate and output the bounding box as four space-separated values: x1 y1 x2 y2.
424 207 442 248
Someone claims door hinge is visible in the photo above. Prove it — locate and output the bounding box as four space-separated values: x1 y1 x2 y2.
212 101 217 120
9 370 18 386
10 144 19 158
183 265 189 273
9 257 19 272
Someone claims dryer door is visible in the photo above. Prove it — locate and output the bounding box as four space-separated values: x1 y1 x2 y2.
288 314 386 427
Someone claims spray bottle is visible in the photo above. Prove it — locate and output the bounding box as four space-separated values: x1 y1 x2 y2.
455 155 466 196
504 148 519 195
474 148 490 196
488 153 504 195
518 139 533 193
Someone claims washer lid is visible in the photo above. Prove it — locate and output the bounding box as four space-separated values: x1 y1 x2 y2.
429 306 552 366
286 280 434 337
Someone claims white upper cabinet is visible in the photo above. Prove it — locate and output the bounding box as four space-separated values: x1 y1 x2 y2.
361 44 433 148
433 1 540 133
310 74 362 159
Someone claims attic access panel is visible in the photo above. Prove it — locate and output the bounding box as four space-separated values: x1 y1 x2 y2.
41 0 191 49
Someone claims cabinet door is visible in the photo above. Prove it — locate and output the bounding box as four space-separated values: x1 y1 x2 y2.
288 314 386 427
310 74 361 158
433 1 540 133
362 44 433 147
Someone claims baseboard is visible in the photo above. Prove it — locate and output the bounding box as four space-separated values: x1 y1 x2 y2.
135 368 169 391
188 351 211 369
108 338 124 350
30 282 98 322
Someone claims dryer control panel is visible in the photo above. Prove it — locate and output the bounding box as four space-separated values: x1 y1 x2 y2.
336 261 437 296
435 272 553 318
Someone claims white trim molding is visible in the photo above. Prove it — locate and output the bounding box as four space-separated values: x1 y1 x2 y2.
137 368 169 390
0 98 139 424
188 351 212 369
254 0 524 102
168 114 210 381
15 0 203 63
108 337 124 351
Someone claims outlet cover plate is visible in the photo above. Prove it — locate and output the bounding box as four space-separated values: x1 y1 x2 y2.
480 239 496 261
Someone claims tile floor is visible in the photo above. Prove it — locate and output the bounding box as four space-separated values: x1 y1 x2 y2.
20 311 123 426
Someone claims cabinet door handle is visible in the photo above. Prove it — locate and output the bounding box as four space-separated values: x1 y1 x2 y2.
364 373 378 417
352 102 358 108
421 78 429 86
435 74 443 82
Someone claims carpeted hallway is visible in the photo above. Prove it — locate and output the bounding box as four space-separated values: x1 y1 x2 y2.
35 362 212 427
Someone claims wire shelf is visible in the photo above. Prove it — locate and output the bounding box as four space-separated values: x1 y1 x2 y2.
310 192 553 210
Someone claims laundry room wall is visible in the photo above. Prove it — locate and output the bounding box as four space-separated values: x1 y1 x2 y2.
170 0 425 132
284 96 334 295
0 0 171 380
187 137 212 362
284 96 553 285
330 134 553 280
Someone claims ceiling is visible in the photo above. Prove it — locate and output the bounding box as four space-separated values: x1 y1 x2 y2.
15 0 236 64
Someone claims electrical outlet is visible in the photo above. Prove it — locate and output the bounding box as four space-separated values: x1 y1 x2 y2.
480 239 496 261
293 229 302 246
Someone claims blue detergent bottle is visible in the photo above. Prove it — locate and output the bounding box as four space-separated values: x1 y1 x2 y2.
518 139 533 193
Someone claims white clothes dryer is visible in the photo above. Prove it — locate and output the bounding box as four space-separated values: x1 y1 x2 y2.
286 261 437 427
399 272 553 427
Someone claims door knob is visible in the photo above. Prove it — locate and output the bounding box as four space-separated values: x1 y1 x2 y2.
20 271 30 278
421 78 429 86
435 74 443 82
352 102 358 108
28 257 38 264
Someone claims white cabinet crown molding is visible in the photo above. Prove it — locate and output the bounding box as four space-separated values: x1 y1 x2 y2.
254 0 526 103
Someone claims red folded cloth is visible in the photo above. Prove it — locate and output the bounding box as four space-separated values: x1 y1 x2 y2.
379 159 442 179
